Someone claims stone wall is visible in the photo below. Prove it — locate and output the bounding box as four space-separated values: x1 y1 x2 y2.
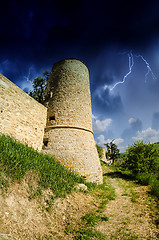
43 59 103 184
44 127 103 184
0 74 47 151
43 59 92 131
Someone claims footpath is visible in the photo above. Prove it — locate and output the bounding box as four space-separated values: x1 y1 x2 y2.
0 164 159 239
96 165 159 239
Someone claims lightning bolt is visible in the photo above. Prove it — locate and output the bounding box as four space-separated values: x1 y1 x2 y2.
104 51 157 92
135 54 157 82
110 51 134 91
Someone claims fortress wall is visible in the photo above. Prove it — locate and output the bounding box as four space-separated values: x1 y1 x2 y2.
0 74 47 151
43 59 103 184
43 59 92 131
44 127 103 184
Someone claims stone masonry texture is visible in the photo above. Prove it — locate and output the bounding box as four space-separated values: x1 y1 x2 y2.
0 74 47 151
43 59 103 184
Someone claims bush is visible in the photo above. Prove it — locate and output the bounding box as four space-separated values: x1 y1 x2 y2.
114 157 127 168
125 141 159 174
120 141 159 198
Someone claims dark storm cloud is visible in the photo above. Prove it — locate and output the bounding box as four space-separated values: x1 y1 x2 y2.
1 1 159 54
1 0 159 72
44 0 159 54
0 0 159 88
92 86 124 116
152 112 159 130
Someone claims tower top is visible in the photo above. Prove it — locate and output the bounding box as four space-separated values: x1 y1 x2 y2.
43 58 92 131
53 58 88 70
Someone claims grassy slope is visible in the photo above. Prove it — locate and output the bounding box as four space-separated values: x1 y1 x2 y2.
0 134 87 198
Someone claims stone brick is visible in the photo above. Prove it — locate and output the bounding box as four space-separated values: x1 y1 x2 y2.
0 74 47 151
43 59 103 184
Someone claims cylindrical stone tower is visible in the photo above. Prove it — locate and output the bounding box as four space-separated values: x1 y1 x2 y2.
43 59 103 184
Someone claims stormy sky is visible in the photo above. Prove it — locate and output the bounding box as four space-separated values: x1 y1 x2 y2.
1 0 159 152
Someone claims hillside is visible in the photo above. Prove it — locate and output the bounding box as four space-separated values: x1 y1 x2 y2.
0 135 159 239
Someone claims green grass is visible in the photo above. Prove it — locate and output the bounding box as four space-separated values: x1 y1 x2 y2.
0 134 86 198
71 212 108 240
74 228 105 240
114 165 159 199
81 212 109 227
97 184 116 212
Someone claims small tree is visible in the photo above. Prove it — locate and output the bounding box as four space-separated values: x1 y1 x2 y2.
104 140 119 164
28 70 50 103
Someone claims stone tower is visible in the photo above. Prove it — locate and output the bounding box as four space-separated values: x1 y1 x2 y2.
43 59 103 184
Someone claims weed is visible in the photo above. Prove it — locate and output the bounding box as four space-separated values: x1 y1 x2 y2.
75 228 105 240
100 161 106 166
45 195 56 212
81 212 108 227
67 211 108 239
28 185 43 200
112 227 139 240
96 177 116 212
118 179 139 202
65 223 76 235
74 213 107 239
122 193 129 196
0 170 9 193
130 190 139 203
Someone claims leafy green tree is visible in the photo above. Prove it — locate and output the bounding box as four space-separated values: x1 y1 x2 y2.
125 141 159 174
104 140 119 164
28 70 50 103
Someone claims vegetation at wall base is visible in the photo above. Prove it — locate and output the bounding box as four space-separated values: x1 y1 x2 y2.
0 134 87 198
114 141 159 199
96 144 104 160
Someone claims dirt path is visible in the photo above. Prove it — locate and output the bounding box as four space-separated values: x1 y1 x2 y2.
0 165 158 239
96 166 159 239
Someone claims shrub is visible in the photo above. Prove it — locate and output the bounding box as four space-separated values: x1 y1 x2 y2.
114 157 127 168
125 141 159 174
